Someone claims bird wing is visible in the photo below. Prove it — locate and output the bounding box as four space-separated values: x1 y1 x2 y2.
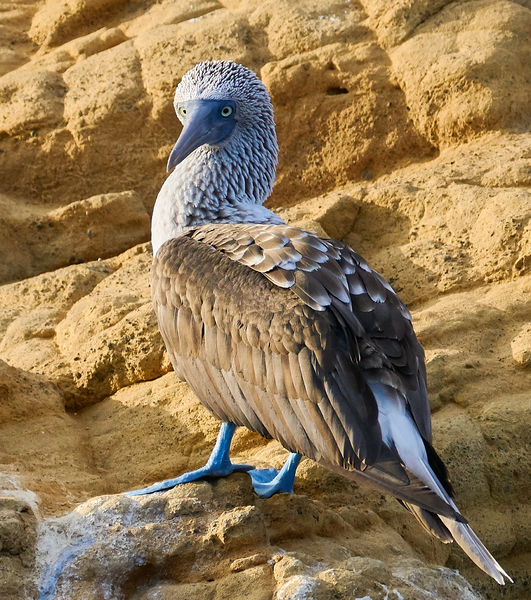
153 233 381 466
189 223 432 442
152 226 460 519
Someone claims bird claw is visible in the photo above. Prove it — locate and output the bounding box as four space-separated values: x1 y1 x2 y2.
125 461 254 496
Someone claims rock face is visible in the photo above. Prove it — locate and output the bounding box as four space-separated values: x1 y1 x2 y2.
33 478 484 600
0 1 529 599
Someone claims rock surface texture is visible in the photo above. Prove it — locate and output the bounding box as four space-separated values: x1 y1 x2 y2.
0 1 529 599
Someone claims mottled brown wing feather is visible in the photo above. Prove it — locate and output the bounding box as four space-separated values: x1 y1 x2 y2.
153 235 383 468
187 223 432 442
152 232 461 518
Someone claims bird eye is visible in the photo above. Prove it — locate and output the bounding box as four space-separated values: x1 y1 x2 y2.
178 106 187 117
220 106 233 117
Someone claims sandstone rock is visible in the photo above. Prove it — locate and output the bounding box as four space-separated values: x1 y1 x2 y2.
54 246 169 405
0 46 27 78
121 0 220 39
0 254 118 392
31 478 484 600
24 27 128 74
340 134 531 304
261 42 431 204
432 406 491 505
0 360 103 513
0 190 150 284
41 190 150 267
0 69 65 135
0 3 40 77
29 0 129 48
477 394 531 503
277 191 360 239
511 324 531 367
0 1 530 599
0 244 169 406
0 497 37 600
78 374 217 494
249 1 368 60
63 40 146 131
389 1 531 147
360 0 453 49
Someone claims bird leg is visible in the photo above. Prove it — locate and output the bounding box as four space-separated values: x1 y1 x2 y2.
248 452 302 498
125 422 254 496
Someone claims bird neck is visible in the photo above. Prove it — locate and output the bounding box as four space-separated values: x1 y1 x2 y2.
151 128 282 256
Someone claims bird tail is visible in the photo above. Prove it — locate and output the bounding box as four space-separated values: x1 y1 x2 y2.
402 498 512 584
400 440 513 585
438 514 513 585
369 382 512 584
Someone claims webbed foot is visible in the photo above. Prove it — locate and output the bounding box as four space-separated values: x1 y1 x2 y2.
248 453 301 498
125 461 253 496
125 422 253 496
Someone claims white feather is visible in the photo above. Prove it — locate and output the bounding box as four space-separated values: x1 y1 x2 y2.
369 381 512 584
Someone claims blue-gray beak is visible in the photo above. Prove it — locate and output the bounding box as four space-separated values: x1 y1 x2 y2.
167 99 237 172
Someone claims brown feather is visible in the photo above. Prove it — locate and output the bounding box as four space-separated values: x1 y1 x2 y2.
152 228 435 512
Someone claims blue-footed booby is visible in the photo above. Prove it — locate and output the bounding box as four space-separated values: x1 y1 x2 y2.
128 61 511 584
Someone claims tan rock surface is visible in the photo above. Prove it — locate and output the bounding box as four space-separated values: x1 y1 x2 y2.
0 190 150 283
0 1 529 599
31 479 485 600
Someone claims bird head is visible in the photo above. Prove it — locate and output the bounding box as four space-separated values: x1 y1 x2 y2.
166 61 277 173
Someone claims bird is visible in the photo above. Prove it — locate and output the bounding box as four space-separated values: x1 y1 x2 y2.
126 60 511 585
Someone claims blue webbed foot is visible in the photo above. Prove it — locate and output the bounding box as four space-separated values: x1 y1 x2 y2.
248 452 301 498
125 461 254 496
249 468 295 498
125 422 253 496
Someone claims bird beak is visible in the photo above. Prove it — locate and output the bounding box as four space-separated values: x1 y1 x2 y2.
166 99 237 172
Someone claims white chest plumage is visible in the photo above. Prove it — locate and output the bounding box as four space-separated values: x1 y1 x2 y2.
151 152 283 256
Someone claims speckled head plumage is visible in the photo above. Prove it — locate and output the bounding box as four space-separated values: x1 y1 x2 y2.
167 60 279 199
151 61 283 253
174 61 275 125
